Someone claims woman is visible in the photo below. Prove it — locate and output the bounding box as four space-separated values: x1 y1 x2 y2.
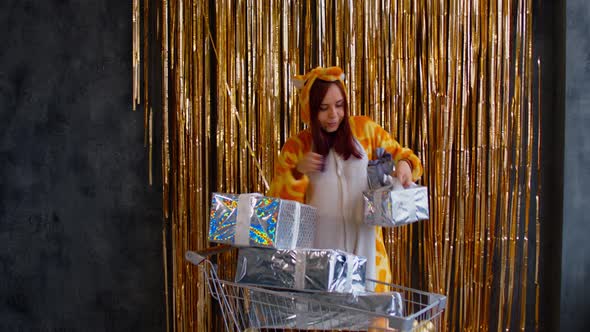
268 66 423 292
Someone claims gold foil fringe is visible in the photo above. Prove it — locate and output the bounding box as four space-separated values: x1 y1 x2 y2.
132 1 542 331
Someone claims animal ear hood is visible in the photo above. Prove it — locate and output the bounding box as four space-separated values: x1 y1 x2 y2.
292 66 346 124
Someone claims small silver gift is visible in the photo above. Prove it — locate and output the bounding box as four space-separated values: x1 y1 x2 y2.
208 193 317 249
367 147 395 190
247 290 404 330
363 177 429 227
235 247 366 293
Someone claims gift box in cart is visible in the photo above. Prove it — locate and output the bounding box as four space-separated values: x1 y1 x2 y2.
245 286 405 330
186 249 447 332
209 193 317 249
234 247 367 293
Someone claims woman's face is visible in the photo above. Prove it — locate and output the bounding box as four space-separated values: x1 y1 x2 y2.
317 84 345 133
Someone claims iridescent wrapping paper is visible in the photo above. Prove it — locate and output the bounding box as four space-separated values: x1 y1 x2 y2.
235 247 366 293
363 182 430 227
208 193 317 249
134 0 540 331
247 289 404 330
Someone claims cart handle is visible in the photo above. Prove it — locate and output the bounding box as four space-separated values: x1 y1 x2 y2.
185 251 207 265
185 244 235 266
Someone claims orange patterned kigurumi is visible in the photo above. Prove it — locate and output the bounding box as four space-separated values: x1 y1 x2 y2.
268 115 423 292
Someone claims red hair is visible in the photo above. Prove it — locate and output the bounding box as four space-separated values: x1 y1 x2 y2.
308 80 362 160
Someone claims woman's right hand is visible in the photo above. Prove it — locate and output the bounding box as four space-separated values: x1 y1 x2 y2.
295 152 324 175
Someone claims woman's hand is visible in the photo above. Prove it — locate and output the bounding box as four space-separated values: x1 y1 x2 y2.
295 152 324 176
394 159 413 188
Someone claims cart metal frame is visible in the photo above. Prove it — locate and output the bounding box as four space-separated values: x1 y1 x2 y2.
186 250 446 332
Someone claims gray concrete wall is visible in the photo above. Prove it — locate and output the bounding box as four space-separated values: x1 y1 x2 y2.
0 1 165 331
562 0 590 330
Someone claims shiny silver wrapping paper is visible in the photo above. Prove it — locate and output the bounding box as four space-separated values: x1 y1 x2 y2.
363 181 430 227
235 247 366 293
208 193 317 249
367 148 396 190
246 290 404 330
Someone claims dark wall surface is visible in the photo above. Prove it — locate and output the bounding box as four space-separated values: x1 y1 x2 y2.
562 0 590 331
535 1 566 331
0 1 165 331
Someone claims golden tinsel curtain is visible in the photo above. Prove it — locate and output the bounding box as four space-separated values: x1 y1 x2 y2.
132 0 541 331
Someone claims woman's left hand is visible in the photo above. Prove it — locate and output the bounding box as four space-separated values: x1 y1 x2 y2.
394 160 413 188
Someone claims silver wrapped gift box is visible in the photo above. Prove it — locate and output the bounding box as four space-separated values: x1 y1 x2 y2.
208 193 317 249
247 289 404 330
367 147 395 190
363 177 429 227
235 247 366 293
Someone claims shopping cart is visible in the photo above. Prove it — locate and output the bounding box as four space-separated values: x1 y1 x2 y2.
186 248 446 332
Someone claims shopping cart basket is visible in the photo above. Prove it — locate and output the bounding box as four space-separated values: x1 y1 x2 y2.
186 249 446 332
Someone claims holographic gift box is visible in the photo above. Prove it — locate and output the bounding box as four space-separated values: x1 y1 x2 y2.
208 193 317 249
363 178 429 227
235 247 366 293
247 289 404 330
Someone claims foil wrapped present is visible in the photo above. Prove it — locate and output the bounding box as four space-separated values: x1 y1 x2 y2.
367 147 395 189
208 193 317 249
247 290 404 330
235 247 366 293
363 177 429 227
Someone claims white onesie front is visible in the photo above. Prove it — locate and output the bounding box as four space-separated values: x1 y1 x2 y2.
306 141 377 282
